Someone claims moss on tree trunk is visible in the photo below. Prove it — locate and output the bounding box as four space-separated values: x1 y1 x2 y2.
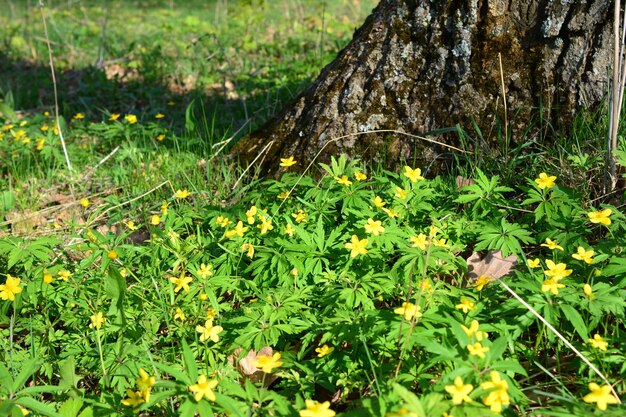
232 0 613 176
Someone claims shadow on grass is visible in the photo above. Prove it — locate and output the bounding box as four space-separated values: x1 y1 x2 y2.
0 51 309 148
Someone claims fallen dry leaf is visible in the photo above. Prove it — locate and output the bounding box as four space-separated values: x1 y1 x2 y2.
455 175 476 189
466 250 517 282
227 346 278 386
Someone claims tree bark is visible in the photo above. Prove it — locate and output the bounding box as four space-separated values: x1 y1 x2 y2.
232 0 613 176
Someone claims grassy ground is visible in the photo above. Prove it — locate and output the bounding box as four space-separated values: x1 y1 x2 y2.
1 1 626 417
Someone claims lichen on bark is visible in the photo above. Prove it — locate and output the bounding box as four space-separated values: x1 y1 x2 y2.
232 0 613 177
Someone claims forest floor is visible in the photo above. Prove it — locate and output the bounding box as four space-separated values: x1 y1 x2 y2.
1 1 625 416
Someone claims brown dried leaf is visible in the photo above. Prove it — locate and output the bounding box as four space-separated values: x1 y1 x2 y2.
467 250 517 282
227 346 278 386
455 175 476 189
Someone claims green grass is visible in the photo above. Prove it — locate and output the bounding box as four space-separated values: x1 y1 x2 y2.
1 1 626 417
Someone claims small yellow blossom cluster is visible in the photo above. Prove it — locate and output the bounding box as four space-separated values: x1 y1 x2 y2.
443 371 510 413
463 320 489 359
122 368 156 409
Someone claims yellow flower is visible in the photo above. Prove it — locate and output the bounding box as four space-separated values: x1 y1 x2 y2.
394 302 422 321
544 260 572 281
36 138 45 150
461 320 488 341
257 216 273 234
196 263 214 279
315 345 335 358
345 235 368 257
284 223 296 237
125 114 138 124
174 307 186 321
40 124 49 131
403 166 424 182
372 195 386 208
43 272 53 284
155 113 165 119
335 175 352 186
107 250 118 260
58 270 72 281
433 238 449 248
241 243 255 258
467 342 489 358
0 275 23 301
584 283 593 298
188 374 218 402
290 268 298 277
121 389 146 407
174 189 190 199
472 275 491 291
382 207 399 218
587 208 612 226
292 209 308 223
246 206 257 224
167 100 175 106
216 215 232 228
224 221 248 239
527 258 540 268
136 368 156 393
409 233 427 250
89 312 105 329
196 319 223 342
17 404 29 416
542 279 565 295
364 218 385 236
299 400 336 417
455 298 476 314
73 113 84 120
541 238 563 251
278 191 290 199
80 198 89 208
583 383 619 410
1 124 13 131
394 186 408 200
444 377 473 404
169 271 193 293
354 171 367 181
534 172 557 189
572 246 594 264
109 113 120 121
280 156 297 167
125 221 138 231
199 293 208 301
156 134 165 141
150 214 161 225
206 308 217 320
588 334 608 351
252 352 283 373
480 371 510 413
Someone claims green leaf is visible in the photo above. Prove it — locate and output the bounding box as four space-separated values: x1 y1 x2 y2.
11 358 38 392
181 339 198 380
559 303 588 340
14 397 63 417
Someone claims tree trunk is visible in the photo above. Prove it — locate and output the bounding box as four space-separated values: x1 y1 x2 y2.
232 0 613 176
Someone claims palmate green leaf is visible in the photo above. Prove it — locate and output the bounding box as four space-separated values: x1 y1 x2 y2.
214 393 247 417
474 218 534 256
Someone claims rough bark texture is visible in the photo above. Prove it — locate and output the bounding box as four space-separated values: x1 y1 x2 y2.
232 0 613 176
